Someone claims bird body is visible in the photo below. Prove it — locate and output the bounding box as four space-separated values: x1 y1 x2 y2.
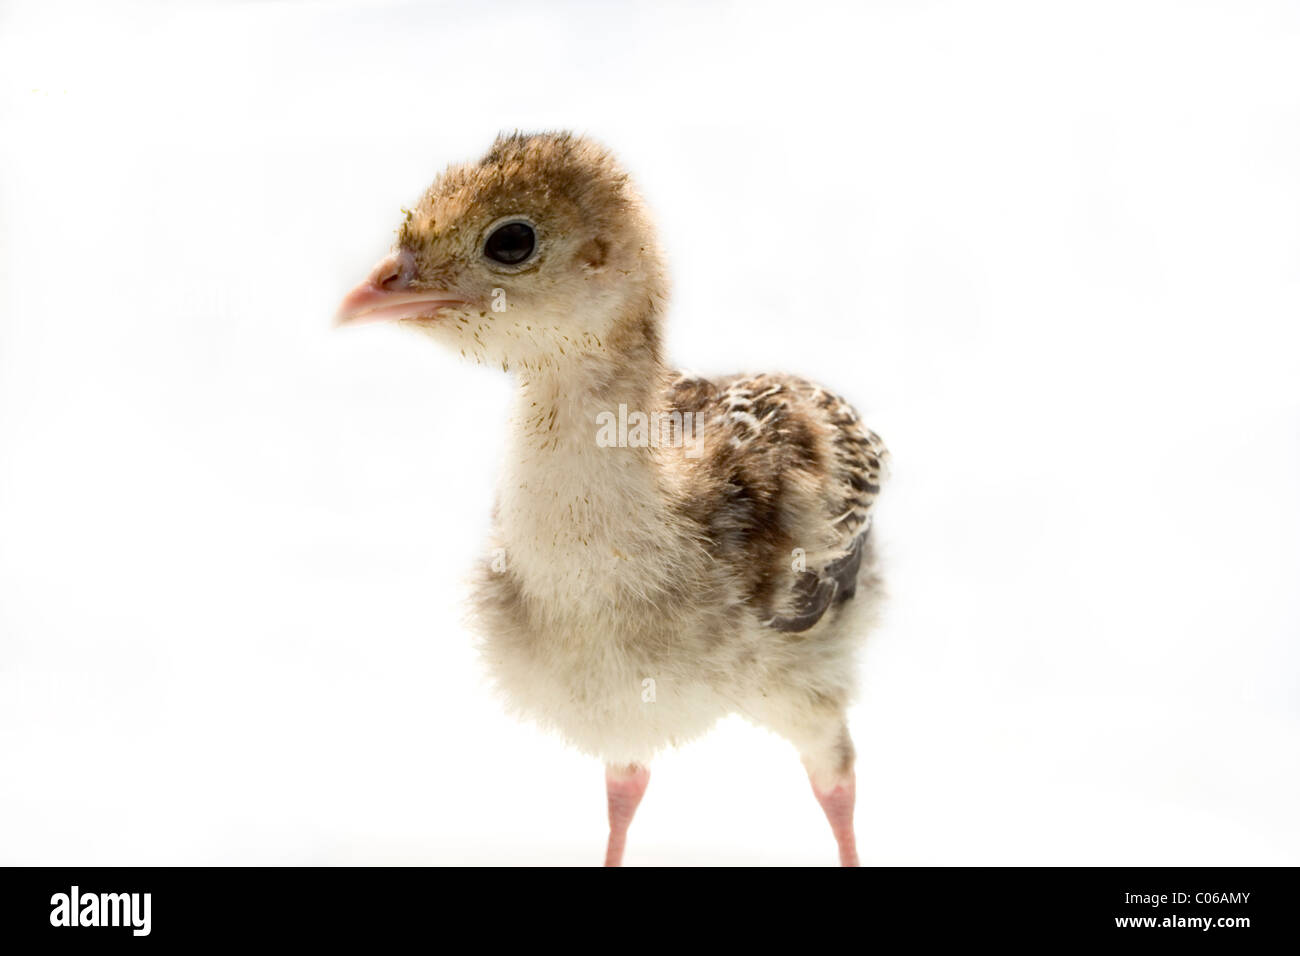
475 369 887 776
338 132 888 865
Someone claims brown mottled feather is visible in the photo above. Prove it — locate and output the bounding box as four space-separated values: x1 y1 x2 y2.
670 372 889 631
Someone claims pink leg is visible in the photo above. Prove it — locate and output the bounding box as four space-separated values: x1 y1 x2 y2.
809 769 859 867
604 763 650 867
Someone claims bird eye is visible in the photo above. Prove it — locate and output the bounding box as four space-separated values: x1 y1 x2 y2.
483 221 536 265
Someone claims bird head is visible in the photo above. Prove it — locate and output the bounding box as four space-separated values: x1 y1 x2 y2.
336 131 666 374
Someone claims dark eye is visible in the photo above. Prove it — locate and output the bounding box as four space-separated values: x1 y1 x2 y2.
484 221 536 265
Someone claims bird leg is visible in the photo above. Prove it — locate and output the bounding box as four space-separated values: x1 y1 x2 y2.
604 763 650 867
807 767 859 867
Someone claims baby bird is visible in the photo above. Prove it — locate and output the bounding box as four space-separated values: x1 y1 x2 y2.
337 132 888 866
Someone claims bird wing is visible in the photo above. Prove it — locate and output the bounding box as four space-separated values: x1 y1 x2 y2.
761 382 887 633
668 372 888 633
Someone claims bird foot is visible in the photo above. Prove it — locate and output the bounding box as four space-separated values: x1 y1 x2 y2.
604 763 650 867
810 771 859 867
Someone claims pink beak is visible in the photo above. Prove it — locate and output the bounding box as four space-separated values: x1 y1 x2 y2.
335 249 467 325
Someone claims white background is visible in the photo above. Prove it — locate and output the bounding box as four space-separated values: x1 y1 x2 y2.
2 0 1297 865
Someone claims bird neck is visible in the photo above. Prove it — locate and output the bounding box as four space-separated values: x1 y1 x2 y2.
510 361 665 450
496 296 682 605
509 288 668 453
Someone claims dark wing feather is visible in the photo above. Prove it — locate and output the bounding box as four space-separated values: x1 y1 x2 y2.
766 531 867 632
